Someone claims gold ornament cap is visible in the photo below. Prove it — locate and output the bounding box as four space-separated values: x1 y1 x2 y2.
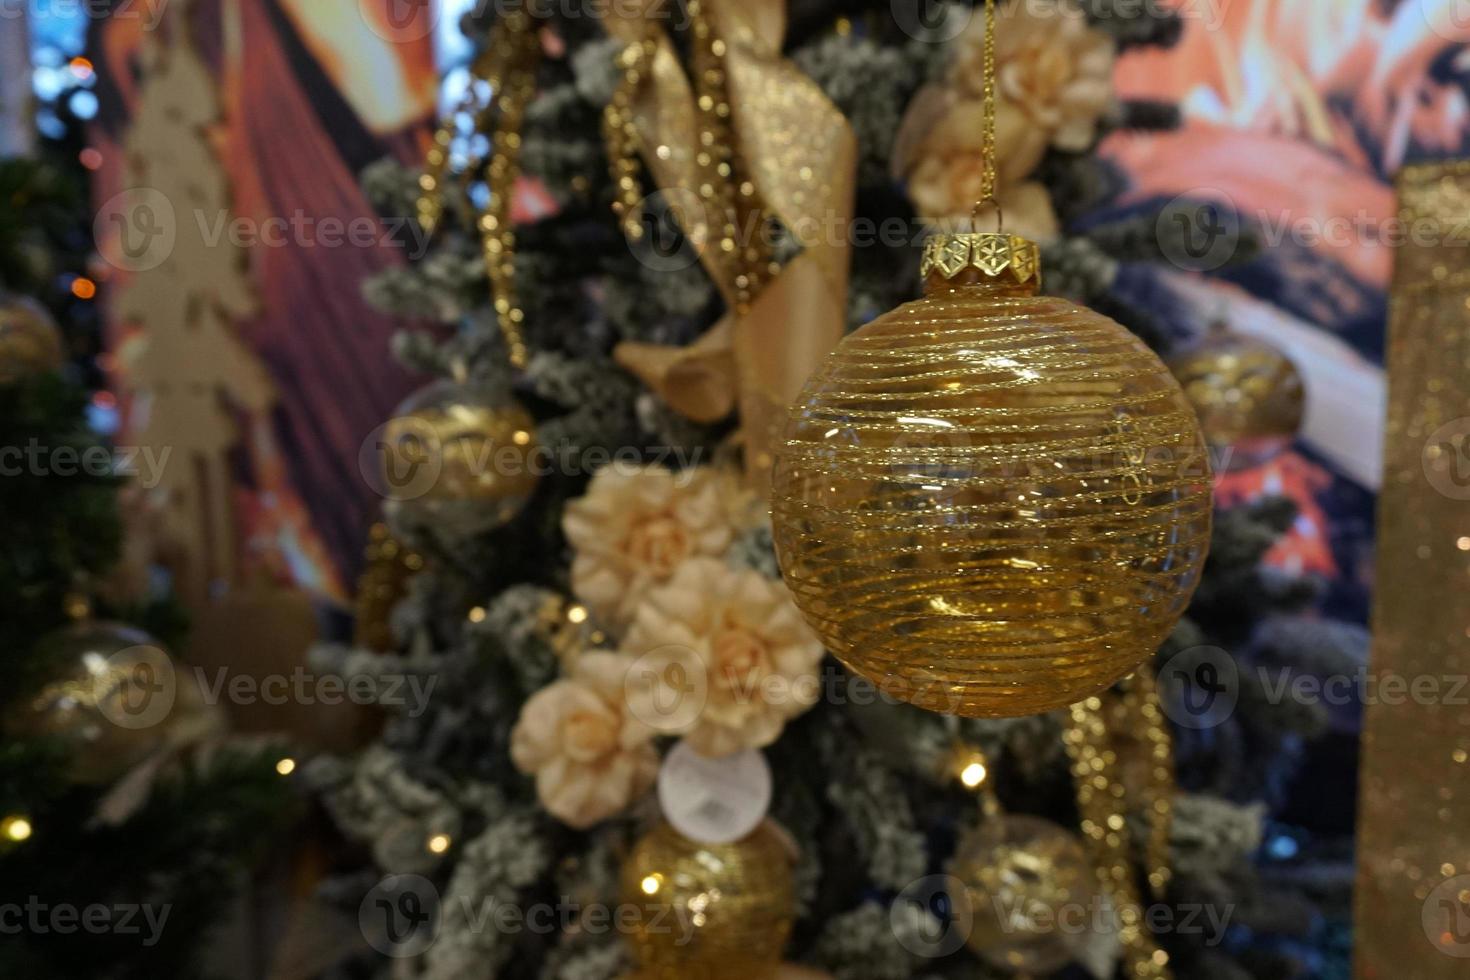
919 231 1042 294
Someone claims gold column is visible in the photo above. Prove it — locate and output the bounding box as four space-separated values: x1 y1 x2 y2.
1355 160 1470 978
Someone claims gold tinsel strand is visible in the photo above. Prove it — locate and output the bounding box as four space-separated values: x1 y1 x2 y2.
1064 696 1173 980
416 11 542 370
353 523 423 652
603 2 774 312
1118 666 1175 898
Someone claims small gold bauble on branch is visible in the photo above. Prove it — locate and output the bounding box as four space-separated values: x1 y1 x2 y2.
1166 320 1304 472
380 378 541 535
620 821 795 979
950 813 1096 975
0 295 65 384
5 622 177 785
771 231 1213 718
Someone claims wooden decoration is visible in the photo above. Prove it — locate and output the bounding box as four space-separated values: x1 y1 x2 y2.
112 0 274 606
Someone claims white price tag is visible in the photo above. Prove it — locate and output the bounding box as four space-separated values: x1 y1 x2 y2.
657 740 772 844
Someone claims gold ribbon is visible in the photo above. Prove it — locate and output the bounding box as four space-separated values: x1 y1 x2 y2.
603 0 856 481
1355 159 1470 979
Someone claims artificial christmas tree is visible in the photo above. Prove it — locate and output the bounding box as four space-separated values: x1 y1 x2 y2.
310 3 1361 978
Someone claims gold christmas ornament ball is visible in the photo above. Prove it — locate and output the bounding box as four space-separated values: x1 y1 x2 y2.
950 814 1095 975
772 233 1212 718
0 295 65 384
620 822 795 979
378 379 540 533
6 622 177 784
1167 322 1304 472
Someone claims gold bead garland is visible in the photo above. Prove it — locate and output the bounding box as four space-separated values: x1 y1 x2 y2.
1115 666 1174 898
603 32 658 240
1063 694 1173 980
353 523 424 652
417 10 543 370
603 2 775 313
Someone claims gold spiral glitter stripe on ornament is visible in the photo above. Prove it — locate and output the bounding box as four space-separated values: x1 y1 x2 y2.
771 290 1211 718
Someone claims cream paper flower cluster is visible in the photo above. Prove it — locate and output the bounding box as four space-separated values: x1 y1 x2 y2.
509 464 823 828
894 0 1116 240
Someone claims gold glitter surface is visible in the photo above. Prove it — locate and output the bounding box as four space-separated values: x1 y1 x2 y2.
1064 696 1172 979
620 822 794 979
5 623 172 785
1354 160 1470 979
950 814 1094 974
381 381 540 531
1166 323 1304 469
0 296 64 383
771 268 1212 718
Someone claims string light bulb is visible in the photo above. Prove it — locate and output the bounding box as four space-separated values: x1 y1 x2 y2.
959 758 988 790
2 816 33 842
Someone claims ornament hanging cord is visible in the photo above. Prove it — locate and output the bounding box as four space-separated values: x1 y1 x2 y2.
970 0 1003 234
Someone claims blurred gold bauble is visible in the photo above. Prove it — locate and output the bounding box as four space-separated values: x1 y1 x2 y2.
626 966 828 980
0 296 65 384
380 379 540 533
1166 322 1304 471
950 814 1095 975
620 822 795 979
6 622 178 784
772 233 1212 718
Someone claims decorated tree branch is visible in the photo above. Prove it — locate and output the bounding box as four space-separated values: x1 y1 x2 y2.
312 3 1353 979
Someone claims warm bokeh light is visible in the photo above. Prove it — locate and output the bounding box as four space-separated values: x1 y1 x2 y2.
275 758 297 776
2 816 34 843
